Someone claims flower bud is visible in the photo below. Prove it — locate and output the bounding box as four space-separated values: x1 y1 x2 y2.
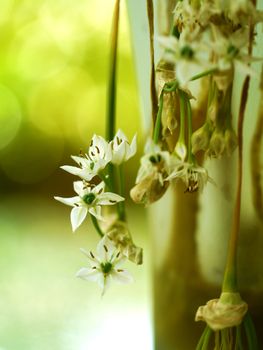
161 91 179 137
174 141 187 161
191 122 213 154
224 128 238 156
130 172 169 205
206 129 225 158
107 221 143 265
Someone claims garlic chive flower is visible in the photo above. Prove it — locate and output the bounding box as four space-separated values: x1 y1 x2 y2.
110 129 137 165
167 158 213 192
76 235 133 295
61 134 112 181
130 140 170 205
54 181 124 232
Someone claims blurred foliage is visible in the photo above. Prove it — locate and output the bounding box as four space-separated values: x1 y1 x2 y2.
0 0 142 191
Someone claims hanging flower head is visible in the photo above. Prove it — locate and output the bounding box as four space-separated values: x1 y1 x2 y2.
130 140 170 205
76 235 133 295
54 181 124 231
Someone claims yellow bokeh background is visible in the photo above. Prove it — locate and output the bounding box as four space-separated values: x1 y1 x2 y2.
0 1 151 349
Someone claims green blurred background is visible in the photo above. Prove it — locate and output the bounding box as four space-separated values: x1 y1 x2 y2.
0 1 152 349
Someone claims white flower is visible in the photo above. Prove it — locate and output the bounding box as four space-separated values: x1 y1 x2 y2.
110 129 137 165
136 139 170 185
54 181 124 231
61 134 112 181
76 235 133 295
167 159 213 192
211 26 261 77
158 29 214 85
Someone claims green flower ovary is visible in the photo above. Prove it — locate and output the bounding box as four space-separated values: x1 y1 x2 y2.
149 154 162 164
101 262 113 274
180 45 194 59
83 193 96 204
227 45 239 58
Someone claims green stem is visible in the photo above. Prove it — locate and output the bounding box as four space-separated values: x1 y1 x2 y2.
106 0 120 142
153 91 164 143
190 68 217 82
116 164 126 220
186 97 194 163
178 90 186 145
90 215 104 238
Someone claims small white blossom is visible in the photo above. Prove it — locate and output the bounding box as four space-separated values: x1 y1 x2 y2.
158 29 214 85
61 134 112 181
54 181 124 231
211 26 261 77
136 139 170 185
76 235 133 295
110 129 137 165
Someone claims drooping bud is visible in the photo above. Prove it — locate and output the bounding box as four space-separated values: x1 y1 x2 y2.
106 221 143 265
130 172 169 206
191 122 213 154
224 128 238 156
206 128 225 158
161 91 179 137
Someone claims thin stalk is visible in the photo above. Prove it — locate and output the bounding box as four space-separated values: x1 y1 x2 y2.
91 215 104 238
106 0 120 141
222 75 250 293
190 68 217 82
116 164 126 220
186 97 195 163
178 91 186 145
153 91 164 143
105 0 120 193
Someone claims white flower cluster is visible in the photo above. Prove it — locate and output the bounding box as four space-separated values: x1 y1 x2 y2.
159 0 263 87
55 129 136 294
55 129 136 231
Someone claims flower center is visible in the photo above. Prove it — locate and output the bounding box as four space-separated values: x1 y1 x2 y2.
227 45 239 57
180 45 194 59
101 262 112 274
149 154 162 164
83 193 96 204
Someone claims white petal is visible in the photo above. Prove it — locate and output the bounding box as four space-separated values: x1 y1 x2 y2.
88 206 104 221
115 129 128 142
76 267 101 281
60 165 94 181
54 196 80 207
80 248 100 266
111 269 133 284
97 192 125 205
97 235 116 261
111 143 126 165
92 181 105 195
101 275 111 296
128 134 137 159
73 181 85 195
71 206 88 232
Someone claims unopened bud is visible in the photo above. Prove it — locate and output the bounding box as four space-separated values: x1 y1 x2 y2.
191 122 213 154
130 173 169 205
224 128 238 156
206 129 225 158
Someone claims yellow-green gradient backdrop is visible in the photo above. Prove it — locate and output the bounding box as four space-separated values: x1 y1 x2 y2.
0 1 152 349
